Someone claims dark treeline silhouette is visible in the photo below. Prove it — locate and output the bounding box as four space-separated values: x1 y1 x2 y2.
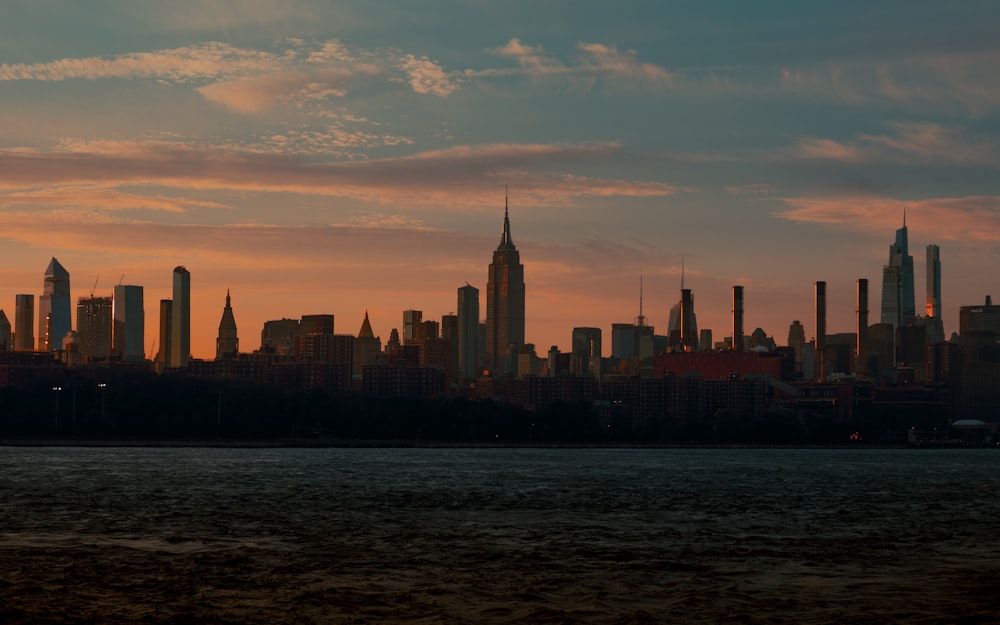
0 369 954 445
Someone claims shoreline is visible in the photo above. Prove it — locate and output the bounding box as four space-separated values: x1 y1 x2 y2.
0 438 916 449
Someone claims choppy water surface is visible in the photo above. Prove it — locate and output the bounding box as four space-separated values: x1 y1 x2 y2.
2 447 999 624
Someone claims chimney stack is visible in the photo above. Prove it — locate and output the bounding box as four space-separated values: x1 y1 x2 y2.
815 281 826 382
732 285 744 352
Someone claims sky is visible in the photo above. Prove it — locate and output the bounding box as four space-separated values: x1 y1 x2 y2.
1 0 998 359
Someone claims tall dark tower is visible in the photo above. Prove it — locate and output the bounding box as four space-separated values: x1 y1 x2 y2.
857 278 869 377
485 193 525 375
216 290 238 360
815 281 827 382
881 209 914 328
732 285 744 352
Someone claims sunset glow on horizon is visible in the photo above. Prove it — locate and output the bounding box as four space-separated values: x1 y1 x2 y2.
2 1 998 359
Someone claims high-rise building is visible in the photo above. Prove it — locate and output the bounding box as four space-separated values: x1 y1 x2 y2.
926 244 941 319
170 266 191 368
113 284 144 362
856 278 869 378
14 294 34 352
486 196 525 374
667 258 698 351
37 257 71 352
611 323 636 359
402 310 422 343
354 311 382 376
301 314 334 336
457 284 480 380
571 327 602 375
0 309 11 351
157 299 172 367
881 212 915 328
216 290 239 360
77 296 113 362
787 320 806 373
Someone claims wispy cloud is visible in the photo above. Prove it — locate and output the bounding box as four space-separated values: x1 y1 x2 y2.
0 141 673 211
789 122 999 166
476 38 672 86
774 194 1000 241
0 42 282 82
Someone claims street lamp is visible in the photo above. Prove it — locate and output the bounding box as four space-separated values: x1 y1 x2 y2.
51 386 62 431
98 383 107 423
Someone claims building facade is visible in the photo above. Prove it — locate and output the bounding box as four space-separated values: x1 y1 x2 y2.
216 290 239 360
881 214 915 328
170 266 191 368
77 296 113 362
14 294 34 352
485 199 525 375
113 284 145 362
38 257 71 352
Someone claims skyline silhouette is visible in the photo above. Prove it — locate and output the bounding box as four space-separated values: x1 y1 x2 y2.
1 1 998 359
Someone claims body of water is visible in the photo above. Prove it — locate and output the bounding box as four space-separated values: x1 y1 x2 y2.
2 446 999 624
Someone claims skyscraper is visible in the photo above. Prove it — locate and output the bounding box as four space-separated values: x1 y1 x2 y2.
486 196 525 374
457 284 480 380
77 296 113 362
216 290 238 360
14 294 34 352
170 266 190 368
667 286 698 351
403 310 422 342
881 212 915 328
113 284 144 362
157 299 172 367
926 244 941 319
38 257 71 351
0 309 11 351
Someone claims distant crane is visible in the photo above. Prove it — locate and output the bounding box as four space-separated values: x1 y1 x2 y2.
118 274 125 286
90 275 99 298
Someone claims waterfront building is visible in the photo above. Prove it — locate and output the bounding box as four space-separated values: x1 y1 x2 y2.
113 284 145 362
216 290 238 360
37 257 71 352
485 196 525 375
170 266 191 368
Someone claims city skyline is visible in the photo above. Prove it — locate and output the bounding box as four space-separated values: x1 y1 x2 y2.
1 2 998 359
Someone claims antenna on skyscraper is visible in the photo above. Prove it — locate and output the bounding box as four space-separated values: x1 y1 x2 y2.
636 268 646 328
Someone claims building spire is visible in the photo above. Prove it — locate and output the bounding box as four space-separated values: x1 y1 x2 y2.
636 268 646 328
500 186 512 246
681 254 685 291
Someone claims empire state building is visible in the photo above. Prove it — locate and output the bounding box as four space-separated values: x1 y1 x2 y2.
486 197 525 375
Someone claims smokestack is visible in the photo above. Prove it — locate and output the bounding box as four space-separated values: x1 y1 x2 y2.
815 281 826 382
732 285 744 352
856 278 868 377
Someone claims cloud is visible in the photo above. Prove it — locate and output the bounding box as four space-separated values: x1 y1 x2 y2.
479 38 672 86
398 55 461 97
197 68 356 113
773 194 1000 241
0 141 674 210
788 122 998 166
0 42 282 82
0 186 229 213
